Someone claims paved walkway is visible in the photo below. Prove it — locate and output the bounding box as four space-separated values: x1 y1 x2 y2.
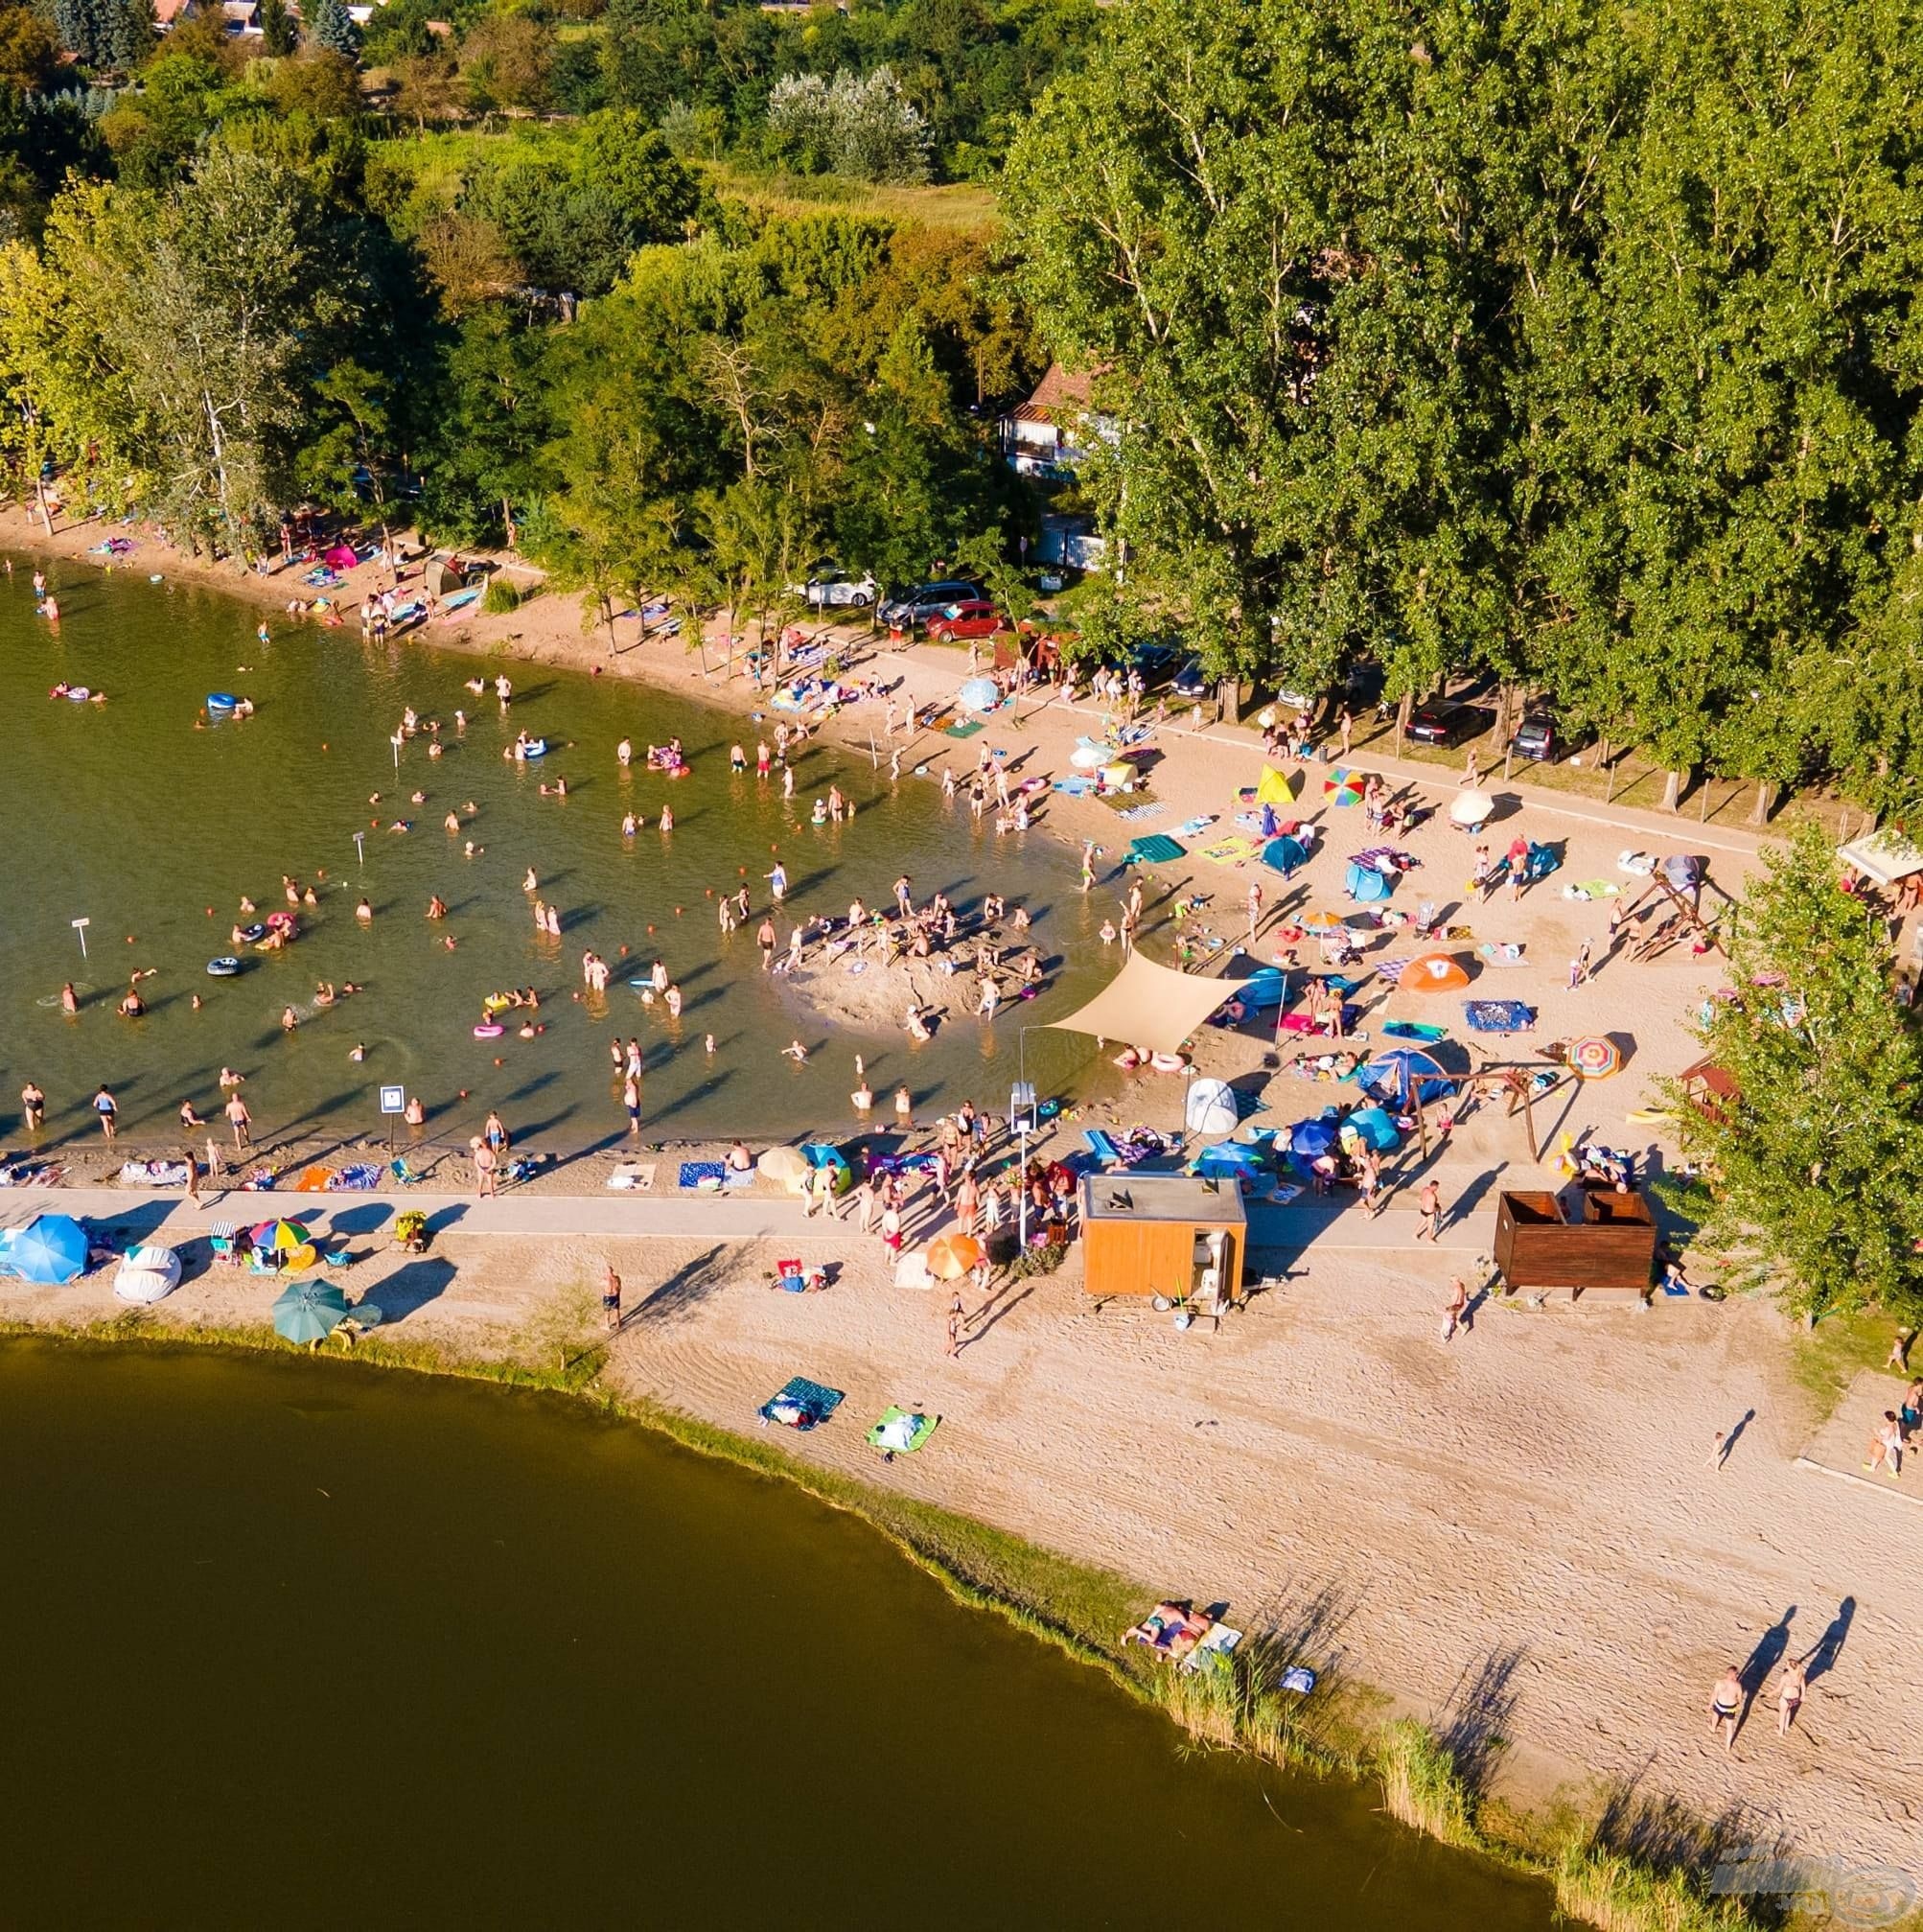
10 1182 1511 1268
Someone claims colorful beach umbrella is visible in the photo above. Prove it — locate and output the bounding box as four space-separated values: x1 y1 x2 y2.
1323 768 1366 806
251 1219 311 1253
0 1214 89 1284
272 1279 349 1345
1567 1036 1623 1079
925 1232 986 1280
1402 951 1471 992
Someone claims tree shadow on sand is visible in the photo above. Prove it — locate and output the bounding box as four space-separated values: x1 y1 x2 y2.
631 1244 731 1327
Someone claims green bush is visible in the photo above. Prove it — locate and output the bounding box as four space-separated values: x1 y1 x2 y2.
482 577 521 615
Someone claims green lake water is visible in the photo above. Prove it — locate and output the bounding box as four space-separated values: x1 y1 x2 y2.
0 1338 1555 1928
4 557 1107 1149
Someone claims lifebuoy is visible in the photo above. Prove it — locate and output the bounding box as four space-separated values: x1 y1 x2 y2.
474 1023 505 1038
1150 1052 1190 1073
206 957 241 977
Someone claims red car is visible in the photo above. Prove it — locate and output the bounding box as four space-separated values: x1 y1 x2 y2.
925 599 1007 643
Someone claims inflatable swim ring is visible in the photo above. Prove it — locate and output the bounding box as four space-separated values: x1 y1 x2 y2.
206 957 242 977
663 762 689 780
65 687 90 702
207 693 239 712
521 738 549 758
1149 1052 1190 1073
474 1023 505 1038
236 923 266 943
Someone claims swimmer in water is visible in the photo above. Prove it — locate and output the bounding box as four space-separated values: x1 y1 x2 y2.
522 869 538 892
349 1043 366 1060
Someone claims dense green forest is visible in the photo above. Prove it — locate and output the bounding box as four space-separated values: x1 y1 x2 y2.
6 0 1923 821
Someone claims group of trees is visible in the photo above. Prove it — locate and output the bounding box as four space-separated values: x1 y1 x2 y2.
0 26 1035 577
1007 0 1923 821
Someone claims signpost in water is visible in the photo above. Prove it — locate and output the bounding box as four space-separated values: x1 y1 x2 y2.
71 918 88 960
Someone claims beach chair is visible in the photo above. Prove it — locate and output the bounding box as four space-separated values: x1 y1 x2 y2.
389 1155 426 1186
207 1222 240 1267
1083 1128 1124 1168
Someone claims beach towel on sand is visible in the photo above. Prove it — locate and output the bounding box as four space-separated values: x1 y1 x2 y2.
758 1377 844 1431
678 1159 726 1189
866 1407 939 1455
1195 835 1259 867
327 1164 383 1191
1125 834 1186 866
1179 1624 1243 1673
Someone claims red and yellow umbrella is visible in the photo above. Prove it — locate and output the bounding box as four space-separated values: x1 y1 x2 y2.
925 1232 986 1280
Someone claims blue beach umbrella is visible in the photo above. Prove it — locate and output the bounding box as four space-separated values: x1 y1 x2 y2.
1347 1106 1402 1152
1 1214 89 1284
958 676 1000 714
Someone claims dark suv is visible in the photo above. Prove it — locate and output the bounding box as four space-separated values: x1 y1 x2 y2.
1405 700 1496 747
878 579 985 630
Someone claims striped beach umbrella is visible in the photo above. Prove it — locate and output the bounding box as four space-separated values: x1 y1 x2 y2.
1323 768 1366 806
1567 1036 1623 1079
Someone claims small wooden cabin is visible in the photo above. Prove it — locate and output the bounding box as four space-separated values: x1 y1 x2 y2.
1079 1174 1245 1309
1494 1188 1657 1299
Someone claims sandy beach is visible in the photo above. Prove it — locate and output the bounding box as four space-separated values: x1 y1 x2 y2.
7 500 1921 1897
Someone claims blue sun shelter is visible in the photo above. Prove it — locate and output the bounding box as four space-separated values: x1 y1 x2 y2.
1345 860 1390 903
1357 1048 1455 1108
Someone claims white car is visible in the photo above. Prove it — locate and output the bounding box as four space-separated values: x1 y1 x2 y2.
793 570 876 610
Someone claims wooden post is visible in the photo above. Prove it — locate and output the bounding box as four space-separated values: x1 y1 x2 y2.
1601 737 1614 803
1519 1078 1540 1163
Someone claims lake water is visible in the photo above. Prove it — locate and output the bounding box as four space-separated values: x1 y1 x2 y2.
0 1338 1555 1928
4 558 1105 1149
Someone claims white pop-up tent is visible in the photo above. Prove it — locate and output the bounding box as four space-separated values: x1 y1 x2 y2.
1838 829 1923 888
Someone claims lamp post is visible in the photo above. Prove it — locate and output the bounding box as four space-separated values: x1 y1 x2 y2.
1010 1079 1037 1252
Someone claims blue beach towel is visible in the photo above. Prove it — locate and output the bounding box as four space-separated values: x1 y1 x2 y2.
678 1159 727 1189
758 1377 845 1431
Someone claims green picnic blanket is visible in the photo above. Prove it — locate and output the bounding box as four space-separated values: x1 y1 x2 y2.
944 718 985 739
866 1406 939 1455
1125 834 1186 866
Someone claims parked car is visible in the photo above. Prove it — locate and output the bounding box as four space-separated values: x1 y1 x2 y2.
878 579 985 630
925 599 1007 643
1171 659 1210 700
790 568 876 610
1406 700 1497 747
1511 710 1557 760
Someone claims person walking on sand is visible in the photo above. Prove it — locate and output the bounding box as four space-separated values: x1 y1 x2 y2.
1709 1664 1745 1752
852 1175 878 1236
1440 1275 1469 1342
602 1264 622 1332
1414 1178 1443 1243
945 1292 966 1358
1705 1430 1728 1473
225 1090 252 1150
1775 1658 1807 1736
1864 1408 1904 1478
